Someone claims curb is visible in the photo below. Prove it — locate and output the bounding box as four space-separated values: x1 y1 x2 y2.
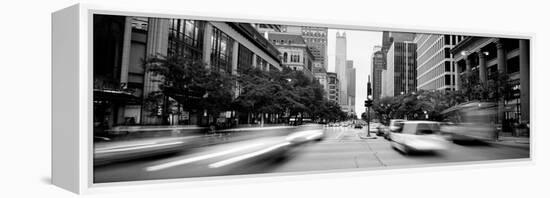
487 141 530 150
358 134 378 139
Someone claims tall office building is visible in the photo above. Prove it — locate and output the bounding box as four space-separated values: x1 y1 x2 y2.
335 32 348 111
381 41 417 97
346 60 356 115
371 46 385 100
379 31 416 97
415 34 464 91
382 31 415 52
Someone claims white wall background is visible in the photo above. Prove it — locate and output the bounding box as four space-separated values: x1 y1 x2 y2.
0 0 548 197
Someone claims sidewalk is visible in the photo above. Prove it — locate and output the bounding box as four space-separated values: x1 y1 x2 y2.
358 132 379 139
489 135 530 150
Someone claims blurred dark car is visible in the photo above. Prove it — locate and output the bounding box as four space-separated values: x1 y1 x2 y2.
354 124 363 129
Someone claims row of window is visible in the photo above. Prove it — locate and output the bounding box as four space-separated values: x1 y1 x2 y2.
418 61 453 85
418 74 453 90
304 38 326 44
417 48 451 76
168 19 204 61
302 31 327 37
417 36 447 66
256 56 269 71
210 27 234 73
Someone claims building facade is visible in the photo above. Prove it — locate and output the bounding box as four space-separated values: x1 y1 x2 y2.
93 15 282 129
335 32 348 111
252 23 283 38
415 34 464 91
268 32 314 78
381 41 417 97
450 37 530 128
346 61 356 115
382 31 415 52
378 32 415 98
371 46 385 100
279 25 329 96
313 67 329 98
327 72 340 103
299 27 328 70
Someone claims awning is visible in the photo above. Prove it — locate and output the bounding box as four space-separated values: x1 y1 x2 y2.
93 89 141 104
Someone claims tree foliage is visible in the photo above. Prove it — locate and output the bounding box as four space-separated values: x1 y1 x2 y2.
143 55 348 125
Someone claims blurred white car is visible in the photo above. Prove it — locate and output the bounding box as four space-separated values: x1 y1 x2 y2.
286 124 325 144
389 121 448 154
384 119 405 140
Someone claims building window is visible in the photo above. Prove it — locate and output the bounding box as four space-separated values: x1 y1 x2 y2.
507 56 520 74
445 61 451 72
283 52 288 63
291 53 300 63
168 19 204 60
256 56 268 71
238 44 253 70
211 27 234 72
445 48 450 58
445 75 451 85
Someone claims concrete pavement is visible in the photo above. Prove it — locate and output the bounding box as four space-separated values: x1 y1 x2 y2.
94 126 530 183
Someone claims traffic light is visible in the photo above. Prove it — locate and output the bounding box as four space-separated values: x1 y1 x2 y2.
364 99 373 107
367 82 372 96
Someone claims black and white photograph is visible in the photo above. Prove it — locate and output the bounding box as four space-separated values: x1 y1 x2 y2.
5 0 550 197
92 14 530 183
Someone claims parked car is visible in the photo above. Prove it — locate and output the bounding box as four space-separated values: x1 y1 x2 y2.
373 124 387 136
354 124 363 129
389 121 448 154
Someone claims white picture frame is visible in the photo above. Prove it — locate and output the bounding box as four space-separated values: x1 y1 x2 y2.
52 3 534 194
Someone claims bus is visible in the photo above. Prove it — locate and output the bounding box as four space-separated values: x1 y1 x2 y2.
440 101 498 142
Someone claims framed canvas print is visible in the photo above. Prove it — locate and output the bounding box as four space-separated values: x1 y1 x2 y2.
52 3 533 194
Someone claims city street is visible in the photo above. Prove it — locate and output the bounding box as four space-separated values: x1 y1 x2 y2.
94 126 529 183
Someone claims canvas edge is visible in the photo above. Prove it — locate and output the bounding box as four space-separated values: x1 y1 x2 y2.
51 3 83 194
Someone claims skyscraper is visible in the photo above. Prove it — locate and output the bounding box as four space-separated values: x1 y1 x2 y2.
371 46 385 100
382 41 417 97
379 31 416 97
335 32 348 110
327 72 339 103
415 34 464 91
346 60 356 115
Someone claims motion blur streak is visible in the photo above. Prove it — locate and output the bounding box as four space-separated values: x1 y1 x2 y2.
208 142 291 168
145 142 265 172
95 141 185 154
285 130 323 141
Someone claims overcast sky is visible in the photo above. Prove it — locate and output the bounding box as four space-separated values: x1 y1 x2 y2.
327 29 383 117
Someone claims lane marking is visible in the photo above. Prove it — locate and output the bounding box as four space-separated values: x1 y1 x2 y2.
209 142 291 168
95 141 185 154
335 130 346 140
145 143 265 172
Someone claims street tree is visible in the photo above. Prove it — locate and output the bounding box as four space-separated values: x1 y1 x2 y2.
143 54 235 125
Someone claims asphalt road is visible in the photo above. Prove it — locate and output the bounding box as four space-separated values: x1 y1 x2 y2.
94 126 529 183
